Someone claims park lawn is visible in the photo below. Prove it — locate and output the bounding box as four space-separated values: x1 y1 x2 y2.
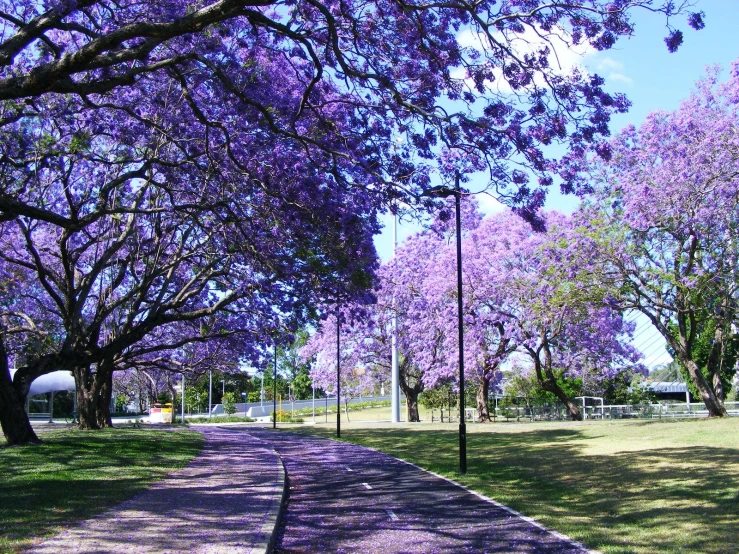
0 426 203 554
304 403 434 423
293 418 739 554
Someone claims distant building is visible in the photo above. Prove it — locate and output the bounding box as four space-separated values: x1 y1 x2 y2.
644 381 692 403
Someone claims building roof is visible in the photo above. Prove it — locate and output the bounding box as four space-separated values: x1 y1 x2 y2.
645 381 688 394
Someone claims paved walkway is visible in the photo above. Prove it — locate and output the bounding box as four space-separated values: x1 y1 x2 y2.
27 424 591 553
28 426 285 554
250 428 590 554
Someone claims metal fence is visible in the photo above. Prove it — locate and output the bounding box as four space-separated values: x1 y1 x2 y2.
431 401 739 422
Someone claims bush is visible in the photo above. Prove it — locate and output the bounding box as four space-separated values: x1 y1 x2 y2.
188 415 255 423
271 410 303 423
222 392 238 415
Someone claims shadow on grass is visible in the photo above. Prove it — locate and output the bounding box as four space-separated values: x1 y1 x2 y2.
0 428 202 553
293 425 739 554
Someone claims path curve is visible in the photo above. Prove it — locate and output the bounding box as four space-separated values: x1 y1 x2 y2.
249 428 591 554
27 426 286 554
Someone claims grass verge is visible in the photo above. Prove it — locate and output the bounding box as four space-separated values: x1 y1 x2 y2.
292 419 739 554
0 427 203 554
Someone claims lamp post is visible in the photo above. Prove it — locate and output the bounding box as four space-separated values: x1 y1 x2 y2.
241 392 247 420
391 210 400 423
181 373 185 425
261 371 265 407
273 343 278 429
336 306 341 439
208 371 212 419
422 171 467 474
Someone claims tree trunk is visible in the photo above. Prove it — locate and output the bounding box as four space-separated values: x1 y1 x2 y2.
168 381 178 424
94 361 114 428
680 356 727 417
0 385 40 445
656 307 728 417
405 389 420 422
398 359 423 422
74 364 101 430
528 341 581 421
541 380 581 421
476 377 491 422
706 323 726 403
0 341 40 445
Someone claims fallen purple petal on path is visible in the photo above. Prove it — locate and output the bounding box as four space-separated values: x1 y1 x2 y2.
27 426 283 554
249 428 589 554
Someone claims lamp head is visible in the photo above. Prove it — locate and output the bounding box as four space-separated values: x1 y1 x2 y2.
421 185 457 198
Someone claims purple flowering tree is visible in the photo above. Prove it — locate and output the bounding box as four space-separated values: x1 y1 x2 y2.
495 211 643 420
301 309 385 419
0 1 707 444
576 63 739 417
376 231 459 421
0 88 380 440
0 1 706 223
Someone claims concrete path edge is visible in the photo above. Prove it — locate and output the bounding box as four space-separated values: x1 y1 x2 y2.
250 447 287 554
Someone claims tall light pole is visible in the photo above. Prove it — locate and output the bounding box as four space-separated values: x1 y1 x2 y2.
208 371 212 419
181 373 185 424
273 343 277 429
391 210 401 423
336 306 341 438
422 171 466 474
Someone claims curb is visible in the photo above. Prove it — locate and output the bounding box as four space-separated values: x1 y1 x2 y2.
201 426 289 554
300 431 600 554
250 448 287 554
395 457 601 554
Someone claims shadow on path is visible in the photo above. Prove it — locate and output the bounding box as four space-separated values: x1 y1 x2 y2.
250 428 587 554
27 426 283 554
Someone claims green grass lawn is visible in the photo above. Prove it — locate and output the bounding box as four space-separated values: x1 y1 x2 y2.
296 402 435 422
0 426 203 554
292 418 739 554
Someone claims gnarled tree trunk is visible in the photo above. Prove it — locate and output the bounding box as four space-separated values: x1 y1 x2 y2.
679 356 727 417
405 389 420 422
399 359 423 422
665 311 728 418
476 377 491 422
526 339 581 421
0 337 40 445
95 370 113 428
0 343 40 445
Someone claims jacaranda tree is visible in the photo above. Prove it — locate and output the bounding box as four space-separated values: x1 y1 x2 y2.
0 1 705 443
576 63 739 417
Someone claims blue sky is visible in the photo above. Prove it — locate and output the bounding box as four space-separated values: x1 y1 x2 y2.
374 1 739 371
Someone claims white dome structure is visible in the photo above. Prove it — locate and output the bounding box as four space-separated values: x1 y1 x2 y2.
10 369 75 395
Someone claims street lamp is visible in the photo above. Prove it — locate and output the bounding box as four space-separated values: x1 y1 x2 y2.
241 392 247 420
261 371 265 408
336 305 341 439
273 343 277 429
422 171 467 474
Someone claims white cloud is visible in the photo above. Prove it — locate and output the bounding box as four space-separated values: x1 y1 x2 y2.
588 56 634 86
595 56 624 72
607 72 634 86
456 27 636 93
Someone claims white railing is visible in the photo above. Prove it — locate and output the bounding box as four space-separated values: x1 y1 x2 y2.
429 401 739 422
